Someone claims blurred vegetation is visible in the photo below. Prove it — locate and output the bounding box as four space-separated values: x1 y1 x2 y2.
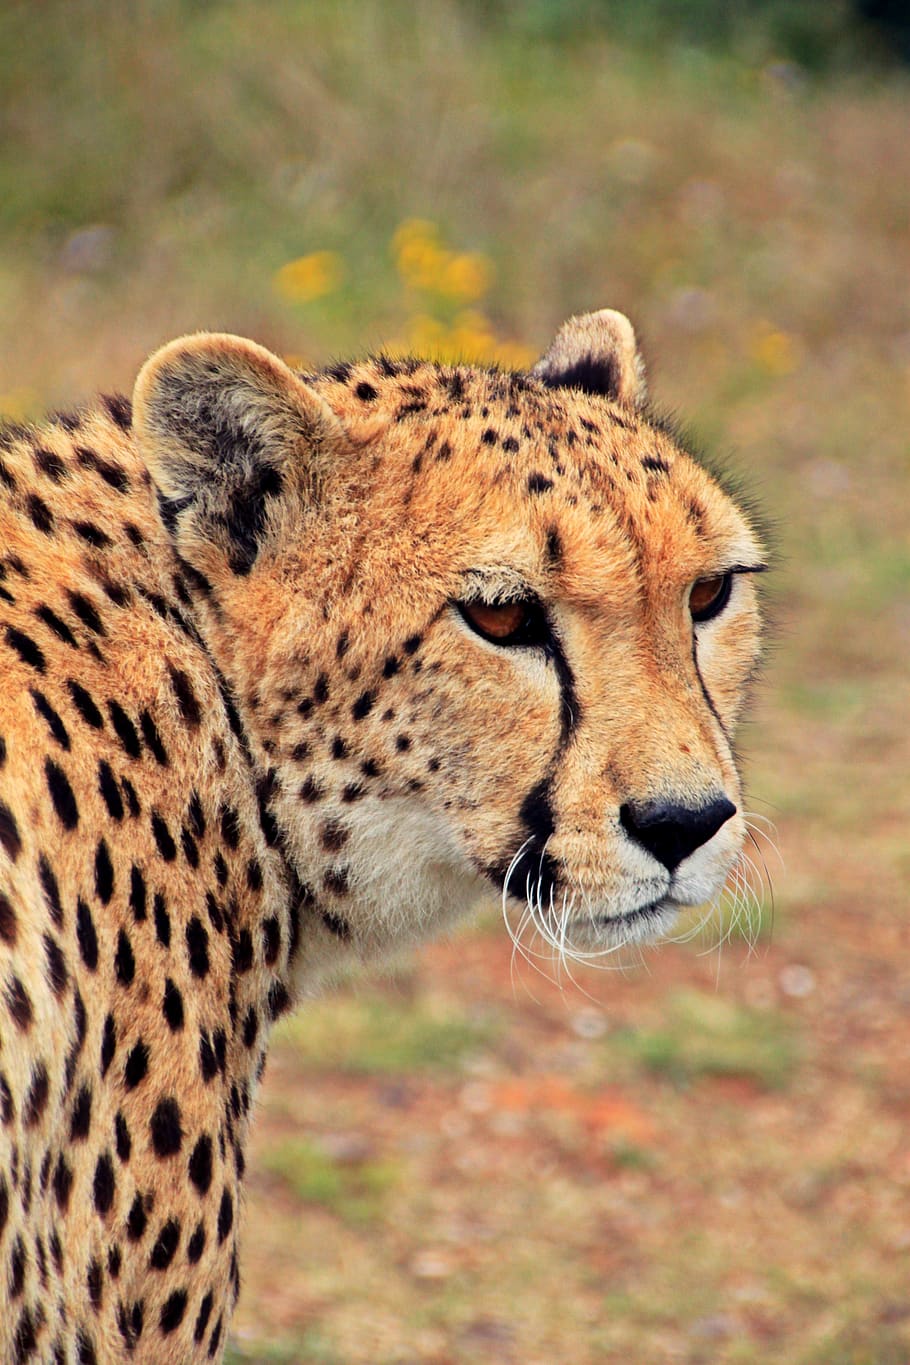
274 991 497 1075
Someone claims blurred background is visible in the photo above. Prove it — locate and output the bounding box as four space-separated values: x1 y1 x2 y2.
2 2 909 1360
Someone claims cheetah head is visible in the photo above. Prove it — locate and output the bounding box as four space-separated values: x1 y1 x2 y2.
133 311 765 983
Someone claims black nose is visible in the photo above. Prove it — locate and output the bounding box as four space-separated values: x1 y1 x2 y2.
619 796 736 873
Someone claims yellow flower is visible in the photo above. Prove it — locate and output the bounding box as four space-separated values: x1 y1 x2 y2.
439 252 493 302
749 320 800 376
273 251 345 303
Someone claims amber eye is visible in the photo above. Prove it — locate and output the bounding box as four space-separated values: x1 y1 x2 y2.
689 573 733 624
456 598 550 648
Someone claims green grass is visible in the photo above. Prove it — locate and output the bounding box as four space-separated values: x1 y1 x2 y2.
260 1137 399 1226
274 991 497 1076
610 988 799 1089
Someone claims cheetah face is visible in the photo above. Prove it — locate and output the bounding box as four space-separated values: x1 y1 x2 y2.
134 311 764 980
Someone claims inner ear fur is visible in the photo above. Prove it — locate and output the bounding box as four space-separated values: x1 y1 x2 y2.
133 332 348 575
532 308 647 408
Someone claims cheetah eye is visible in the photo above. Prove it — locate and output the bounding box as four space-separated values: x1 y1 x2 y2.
689 572 733 624
456 598 550 648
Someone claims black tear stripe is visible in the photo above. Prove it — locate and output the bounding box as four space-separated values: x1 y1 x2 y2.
544 623 579 751
691 640 731 745
487 778 559 908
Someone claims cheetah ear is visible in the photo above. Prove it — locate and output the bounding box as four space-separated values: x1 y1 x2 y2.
133 332 348 575
531 309 646 408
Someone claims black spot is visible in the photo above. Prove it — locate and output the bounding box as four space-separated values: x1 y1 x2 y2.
352 689 376 720
103 393 133 429
299 776 323 803
187 1222 206 1263
216 1188 234 1243
395 734 411 752
342 782 365 803
242 1007 259 1048
6 625 46 672
127 1193 148 1240
9 1234 26 1295
546 526 563 564
77 897 99 969
27 492 54 533
33 446 68 481
53 1155 73 1211
154 892 171 947
527 472 554 495
100 1013 117 1076
159 1289 188 1334
44 932 68 997
149 1219 180 1270
93 1151 115 1215
129 865 147 921
34 605 79 649
72 520 112 548
181 826 200 867
186 917 210 978
76 445 131 493
108 700 141 757
194 1292 214 1344
267 980 291 1019
94 838 114 903
87 1257 103 1309
23 1062 49 1127
169 666 201 726
188 1135 213 1195
122 777 141 817
150 1098 182 1157
14 1307 37 1361
124 1040 149 1089
151 811 177 862
313 673 329 704
114 928 135 987
220 805 240 850
37 855 62 926
68 591 106 636
98 760 124 820
77 1329 98 1365
0 892 17 944
108 1244 122 1277
262 915 282 965
0 802 22 861
213 851 229 886
246 857 263 893
5 975 32 1029
232 928 254 974
140 710 168 764
642 454 670 474
115 1112 132 1162
68 680 104 728
355 380 378 401
323 867 349 896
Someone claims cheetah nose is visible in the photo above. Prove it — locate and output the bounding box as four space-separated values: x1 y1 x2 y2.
619 796 736 873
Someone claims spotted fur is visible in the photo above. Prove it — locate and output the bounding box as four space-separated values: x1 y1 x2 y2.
0 310 764 1361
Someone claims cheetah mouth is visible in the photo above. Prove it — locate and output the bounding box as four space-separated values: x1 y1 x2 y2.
585 896 681 944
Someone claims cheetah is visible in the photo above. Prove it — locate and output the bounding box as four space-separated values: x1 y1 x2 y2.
0 309 765 1361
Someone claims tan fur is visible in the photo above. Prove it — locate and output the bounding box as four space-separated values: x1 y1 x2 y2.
0 312 764 1361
